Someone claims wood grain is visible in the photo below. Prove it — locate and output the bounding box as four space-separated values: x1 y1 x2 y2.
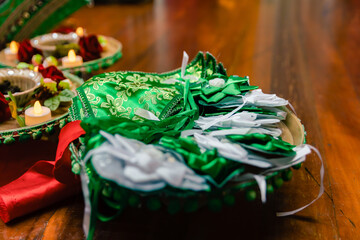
1 0 360 239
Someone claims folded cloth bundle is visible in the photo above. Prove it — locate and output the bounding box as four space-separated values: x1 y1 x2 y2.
0 52 323 239
64 52 323 239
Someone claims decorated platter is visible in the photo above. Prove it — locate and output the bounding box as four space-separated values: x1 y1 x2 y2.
0 67 83 144
0 33 122 74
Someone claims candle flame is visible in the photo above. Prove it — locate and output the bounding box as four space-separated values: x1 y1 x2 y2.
34 66 39 72
76 27 84 37
68 49 76 62
34 101 43 115
9 41 18 54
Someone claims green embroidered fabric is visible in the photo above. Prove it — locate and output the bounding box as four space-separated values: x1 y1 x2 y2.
73 52 207 121
71 52 260 123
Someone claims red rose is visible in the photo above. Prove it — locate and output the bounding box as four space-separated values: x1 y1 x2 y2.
17 39 42 63
79 35 103 61
0 93 11 123
38 65 65 82
52 26 75 34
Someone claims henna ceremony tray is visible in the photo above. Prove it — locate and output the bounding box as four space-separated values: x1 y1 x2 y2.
0 34 122 74
0 68 83 144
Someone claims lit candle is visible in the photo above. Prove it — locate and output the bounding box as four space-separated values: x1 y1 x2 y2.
34 66 39 72
25 101 51 126
4 41 19 61
76 27 85 37
61 49 83 68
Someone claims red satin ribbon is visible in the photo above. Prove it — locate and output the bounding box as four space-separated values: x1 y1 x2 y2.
0 120 85 223
54 120 86 184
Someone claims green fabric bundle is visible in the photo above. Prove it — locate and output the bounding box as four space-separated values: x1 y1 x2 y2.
68 52 307 240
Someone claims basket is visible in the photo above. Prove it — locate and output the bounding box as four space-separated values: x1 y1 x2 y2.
66 52 309 239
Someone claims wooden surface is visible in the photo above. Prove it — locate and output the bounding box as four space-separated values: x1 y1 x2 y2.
1 0 360 239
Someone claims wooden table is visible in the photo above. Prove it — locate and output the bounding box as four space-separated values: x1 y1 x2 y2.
1 0 360 239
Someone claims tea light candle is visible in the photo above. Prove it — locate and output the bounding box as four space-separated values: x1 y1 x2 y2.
62 49 83 68
76 27 86 37
25 101 51 126
4 41 19 61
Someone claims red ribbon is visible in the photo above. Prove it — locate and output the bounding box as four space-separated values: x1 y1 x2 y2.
54 121 86 184
0 120 85 223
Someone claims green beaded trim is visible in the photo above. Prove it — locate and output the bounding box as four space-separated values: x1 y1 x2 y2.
0 113 69 144
0 0 90 46
1 0 49 44
158 95 183 120
78 160 294 217
68 118 304 214
30 0 90 38
69 97 81 121
76 87 95 118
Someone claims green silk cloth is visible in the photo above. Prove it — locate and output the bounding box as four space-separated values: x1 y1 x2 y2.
160 136 244 181
71 52 258 123
80 116 244 183
194 74 258 104
73 52 207 121
227 133 296 157
80 113 195 149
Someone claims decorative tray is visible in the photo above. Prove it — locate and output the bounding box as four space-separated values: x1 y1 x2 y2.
0 68 83 144
0 106 69 143
0 34 122 74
